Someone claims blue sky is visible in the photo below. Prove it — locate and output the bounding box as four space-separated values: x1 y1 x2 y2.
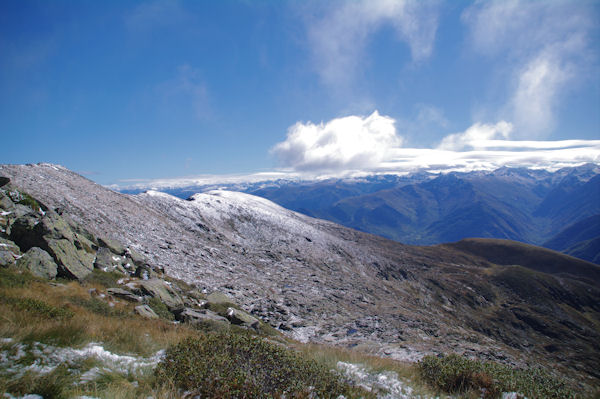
1 0 599 185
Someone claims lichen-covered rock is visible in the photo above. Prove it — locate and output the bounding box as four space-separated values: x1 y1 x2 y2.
98 237 126 256
107 287 142 302
17 247 57 279
175 307 229 325
46 238 93 280
0 237 21 267
206 291 234 305
95 247 127 274
126 247 146 267
139 278 184 311
9 209 94 280
226 307 260 329
134 304 159 319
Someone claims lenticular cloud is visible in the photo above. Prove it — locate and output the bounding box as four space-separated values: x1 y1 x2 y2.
271 111 402 172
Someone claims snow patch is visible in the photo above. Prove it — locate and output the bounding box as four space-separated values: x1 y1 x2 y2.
337 362 420 399
0 340 164 382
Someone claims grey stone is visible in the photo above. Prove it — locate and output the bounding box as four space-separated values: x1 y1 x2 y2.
0 251 16 267
47 238 93 280
139 278 184 311
176 307 229 325
0 177 10 187
95 247 127 273
206 291 234 305
107 287 142 302
134 304 159 319
9 213 42 249
134 263 156 280
126 247 146 267
226 307 260 329
0 237 20 254
38 211 74 241
98 237 126 255
17 247 58 279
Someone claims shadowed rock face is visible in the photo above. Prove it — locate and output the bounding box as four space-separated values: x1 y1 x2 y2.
1 163 599 387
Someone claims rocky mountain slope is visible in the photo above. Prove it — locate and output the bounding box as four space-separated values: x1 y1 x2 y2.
2 163 600 390
131 165 600 262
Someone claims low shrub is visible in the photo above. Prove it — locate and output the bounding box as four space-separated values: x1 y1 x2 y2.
1 364 73 399
155 332 368 398
16 192 42 212
418 354 577 399
82 269 124 288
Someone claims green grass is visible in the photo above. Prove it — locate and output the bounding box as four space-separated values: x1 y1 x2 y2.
147 296 175 321
0 267 37 288
69 295 129 318
154 332 372 399
82 269 124 288
418 354 578 399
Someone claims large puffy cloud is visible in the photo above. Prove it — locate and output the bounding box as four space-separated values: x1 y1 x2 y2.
462 0 595 138
271 111 402 172
306 0 439 88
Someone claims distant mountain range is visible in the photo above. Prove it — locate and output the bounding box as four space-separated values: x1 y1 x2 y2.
120 164 600 263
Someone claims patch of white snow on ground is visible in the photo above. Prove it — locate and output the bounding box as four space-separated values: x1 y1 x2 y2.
337 362 425 399
0 340 164 381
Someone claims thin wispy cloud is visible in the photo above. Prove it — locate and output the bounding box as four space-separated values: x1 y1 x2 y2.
306 0 440 89
156 64 212 120
462 0 595 138
126 0 188 31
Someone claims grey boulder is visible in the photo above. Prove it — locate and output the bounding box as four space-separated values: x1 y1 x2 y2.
107 287 142 302
176 308 228 325
226 307 260 329
134 304 159 319
139 279 184 311
17 247 57 279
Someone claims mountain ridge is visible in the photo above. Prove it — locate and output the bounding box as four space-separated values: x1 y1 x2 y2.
117 164 600 263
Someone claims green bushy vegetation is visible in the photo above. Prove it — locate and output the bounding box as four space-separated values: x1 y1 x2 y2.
418 354 577 399
155 332 370 399
82 268 124 288
13 191 42 212
147 296 175 321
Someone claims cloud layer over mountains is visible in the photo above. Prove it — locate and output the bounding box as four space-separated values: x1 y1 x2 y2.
271 111 600 175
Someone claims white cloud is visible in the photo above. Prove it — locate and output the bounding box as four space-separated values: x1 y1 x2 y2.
437 121 513 151
272 112 599 175
462 0 595 138
271 111 402 172
510 52 571 136
118 113 600 190
306 0 439 88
